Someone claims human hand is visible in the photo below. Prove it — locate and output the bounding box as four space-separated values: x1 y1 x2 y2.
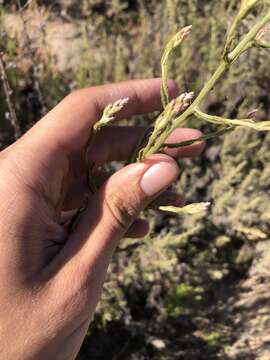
0 79 204 359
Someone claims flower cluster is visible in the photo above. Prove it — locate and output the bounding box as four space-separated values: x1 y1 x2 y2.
94 98 129 131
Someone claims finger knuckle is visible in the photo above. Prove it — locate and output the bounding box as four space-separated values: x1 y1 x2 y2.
67 89 83 101
105 188 140 231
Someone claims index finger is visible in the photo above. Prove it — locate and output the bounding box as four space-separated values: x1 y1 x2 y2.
24 79 179 158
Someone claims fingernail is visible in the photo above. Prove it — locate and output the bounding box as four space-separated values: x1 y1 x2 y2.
140 161 179 196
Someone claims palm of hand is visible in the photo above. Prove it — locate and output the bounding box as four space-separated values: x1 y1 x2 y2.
0 80 203 359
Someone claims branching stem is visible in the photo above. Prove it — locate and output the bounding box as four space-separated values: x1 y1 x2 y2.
194 109 270 131
139 7 270 160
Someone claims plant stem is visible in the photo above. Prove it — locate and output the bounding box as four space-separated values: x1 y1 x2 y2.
85 131 98 194
140 9 270 160
160 127 232 149
228 8 270 62
195 109 270 131
128 126 153 163
0 53 21 139
141 60 229 159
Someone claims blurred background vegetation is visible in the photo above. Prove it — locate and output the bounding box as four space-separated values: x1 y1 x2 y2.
1 1 270 359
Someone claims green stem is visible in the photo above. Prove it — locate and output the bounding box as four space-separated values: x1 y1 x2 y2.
223 16 240 57
85 131 98 194
129 126 153 163
161 50 171 108
228 8 270 62
140 9 270 160
160 127 232 149
195 109 270 131
141 60 229 159
69 129 97 232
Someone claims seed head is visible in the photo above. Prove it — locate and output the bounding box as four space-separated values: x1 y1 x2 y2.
182 202 211 215
167 99 177 112
94 97 129 130
106 97 129 114
172 25 192 48
247 109 258 119
181 25 193 39
159 201 211 215
173 92 194 113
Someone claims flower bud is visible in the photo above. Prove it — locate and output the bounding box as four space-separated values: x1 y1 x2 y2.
172 25 192 48
247 109 258 119
256 27 268 41
94 98 129 130
173 92 194 113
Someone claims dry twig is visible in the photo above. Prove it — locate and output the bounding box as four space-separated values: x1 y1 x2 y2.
0 53 21 139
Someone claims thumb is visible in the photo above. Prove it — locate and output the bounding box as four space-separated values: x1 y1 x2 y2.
52 154 179 310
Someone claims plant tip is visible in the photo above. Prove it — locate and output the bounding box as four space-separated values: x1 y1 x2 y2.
247 109 259 119
256 26 268 41
114 97 129 108
204 201 211 208
186 91 194 101
184 24 192 32
172 92 194 113
181 25 193 38
172 25 193 48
